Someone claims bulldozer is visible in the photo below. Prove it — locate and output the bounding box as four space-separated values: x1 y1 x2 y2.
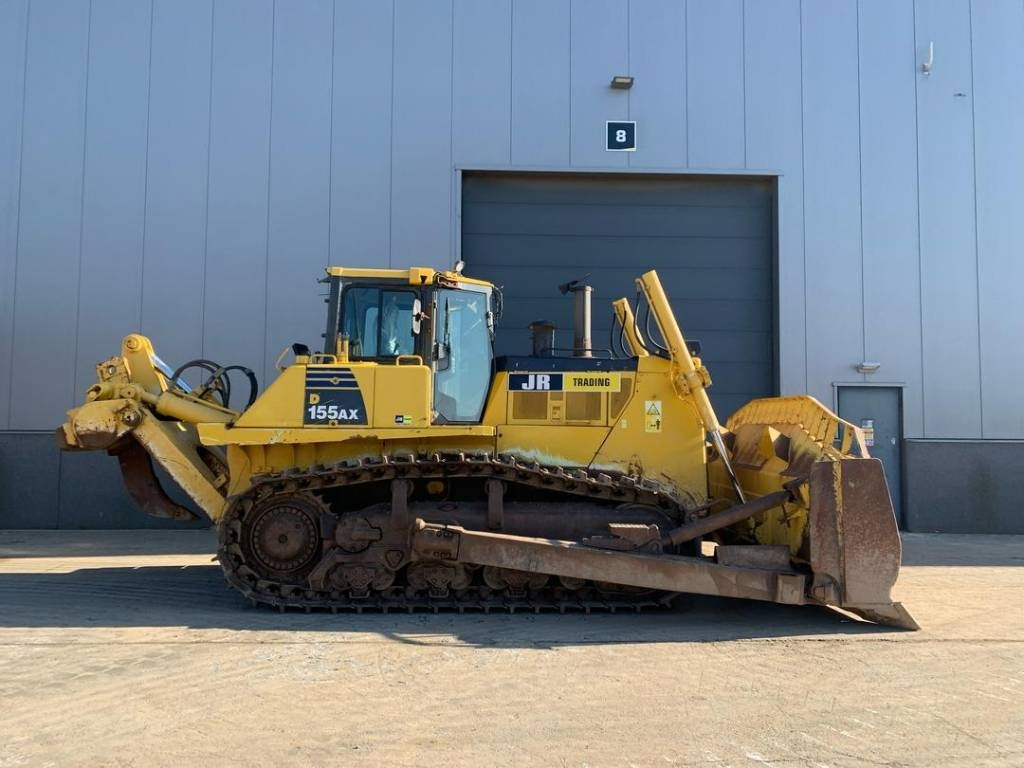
57 265 917 629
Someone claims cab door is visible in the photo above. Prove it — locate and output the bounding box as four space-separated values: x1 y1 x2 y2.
432 287 493 423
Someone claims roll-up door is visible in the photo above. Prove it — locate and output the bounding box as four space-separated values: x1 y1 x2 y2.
461 172 776 419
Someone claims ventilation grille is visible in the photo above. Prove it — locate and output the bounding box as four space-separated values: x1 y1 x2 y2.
511 391 548 420
609 376 633 419
566 392 602 422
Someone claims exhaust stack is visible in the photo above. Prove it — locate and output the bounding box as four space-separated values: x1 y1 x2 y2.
559 277 593 358
528 320 557 357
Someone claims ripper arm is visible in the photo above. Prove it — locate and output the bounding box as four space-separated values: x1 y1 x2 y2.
58 334 236 521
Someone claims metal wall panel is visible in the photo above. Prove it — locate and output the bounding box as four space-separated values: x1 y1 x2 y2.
915 0 980 438
9 0 90 429
331 1 393 266
801 1 864 401
569 0 628 168
972 0 1024 439
743 0 804 392
140 0 213 368
905 440 1024 533
510 0 570 166
74 0 151 401
627 0 686 169
390 0 453 269
58 450 208 529
265 0 333 369
858 0 923 437
686 0 745 169
0 0 29 431
203 0 273 383
0 433 60 528
453 0 512 167
4 0 1024 530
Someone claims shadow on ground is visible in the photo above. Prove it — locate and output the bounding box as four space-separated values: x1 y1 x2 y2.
0 529 217 558
4 531 1022 565
0 563 899 645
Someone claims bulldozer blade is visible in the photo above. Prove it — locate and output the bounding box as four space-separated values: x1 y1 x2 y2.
841 602 919 631
808 458 918 630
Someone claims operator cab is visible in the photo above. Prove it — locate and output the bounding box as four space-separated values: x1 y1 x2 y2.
340 285 418 358
322 267 496 425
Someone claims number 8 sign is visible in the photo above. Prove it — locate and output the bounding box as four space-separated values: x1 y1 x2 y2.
606 121 637 152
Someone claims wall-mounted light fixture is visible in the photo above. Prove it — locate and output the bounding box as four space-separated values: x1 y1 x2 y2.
610 75 634 90
855 361 881 374
921 41 934 76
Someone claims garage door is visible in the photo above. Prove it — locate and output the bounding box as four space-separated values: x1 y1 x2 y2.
461 172 776 420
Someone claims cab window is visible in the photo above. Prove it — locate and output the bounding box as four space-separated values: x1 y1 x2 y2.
341 287 417 359
433 288 492 423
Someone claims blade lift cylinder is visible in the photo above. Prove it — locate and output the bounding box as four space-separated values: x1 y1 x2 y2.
635 270 746 503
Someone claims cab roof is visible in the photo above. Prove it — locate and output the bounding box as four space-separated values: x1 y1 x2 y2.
324 266 493 289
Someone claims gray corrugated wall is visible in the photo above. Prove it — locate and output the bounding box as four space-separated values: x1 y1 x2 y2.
2 0 1024 520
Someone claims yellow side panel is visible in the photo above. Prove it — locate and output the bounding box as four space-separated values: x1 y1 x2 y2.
497 425 609 468
371 364 431 428
593 366 708 501
481 372 510 425
231 361 431 431
200 423 495 446
487 361 707 501
232 365 309 428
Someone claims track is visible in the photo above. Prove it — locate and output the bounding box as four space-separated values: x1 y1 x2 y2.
216 453 694 613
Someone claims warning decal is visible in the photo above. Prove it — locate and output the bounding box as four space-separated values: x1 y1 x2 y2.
861 419 875 447
644 400 662 433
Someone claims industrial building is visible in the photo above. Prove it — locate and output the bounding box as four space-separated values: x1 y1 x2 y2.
1 0 1021 532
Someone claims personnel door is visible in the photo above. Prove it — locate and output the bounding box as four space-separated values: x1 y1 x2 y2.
837 386 904 527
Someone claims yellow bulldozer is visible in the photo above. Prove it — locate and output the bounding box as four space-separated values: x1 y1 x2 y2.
57 266 917 628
